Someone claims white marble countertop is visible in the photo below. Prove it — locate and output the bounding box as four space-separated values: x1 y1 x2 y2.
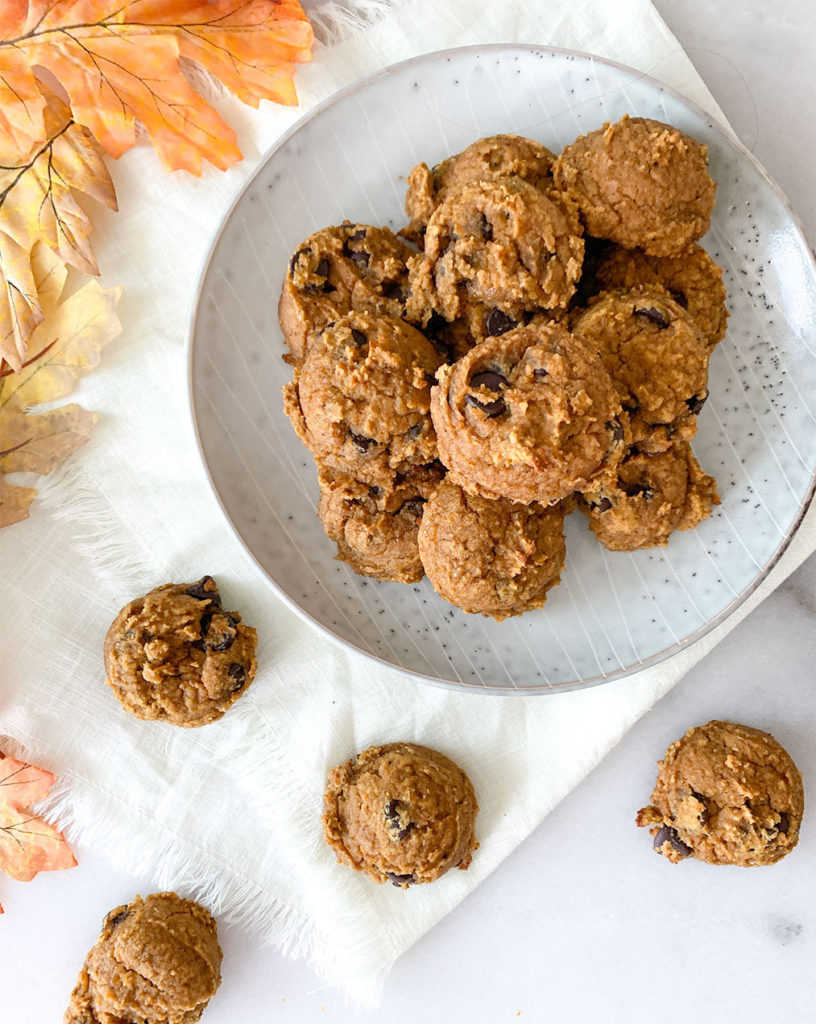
3 2 815 1021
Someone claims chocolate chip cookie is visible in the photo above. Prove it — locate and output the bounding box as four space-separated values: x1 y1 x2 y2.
637 721 804 866
595 243 728 349
104 576 257 727
65 892 222 1024
323 742 478 887
571 286 710 451
430 321 625 505
317 462 444 583
278 222 413 363
402 133 555 242
283 311 441 485
578 440 719 550
405 177 583 325
553 114 716 256
418 479 566 619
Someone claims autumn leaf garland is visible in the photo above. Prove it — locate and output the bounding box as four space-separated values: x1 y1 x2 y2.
0 0 314 525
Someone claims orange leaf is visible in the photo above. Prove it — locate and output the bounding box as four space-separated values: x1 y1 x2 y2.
0 750 77 885
0 0 315 174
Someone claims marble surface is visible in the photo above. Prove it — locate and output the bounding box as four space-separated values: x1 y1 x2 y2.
3 1 815 1021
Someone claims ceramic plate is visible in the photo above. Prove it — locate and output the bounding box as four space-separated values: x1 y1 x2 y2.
189 45 816 694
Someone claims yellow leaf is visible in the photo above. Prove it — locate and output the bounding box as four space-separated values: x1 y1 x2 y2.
0 274 122 526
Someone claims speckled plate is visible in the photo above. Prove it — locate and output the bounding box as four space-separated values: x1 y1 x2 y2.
189 45 816 694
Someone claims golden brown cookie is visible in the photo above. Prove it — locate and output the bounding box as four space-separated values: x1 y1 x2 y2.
278 222 413 363
317 462 444 584
637 721 804 866
402 133 555 242
283 311 441 486
571 286 710 451
323 742 478 887
430 321 625 505
405 177 583 325
104 577 257 728
578 441 719 550
595 243 728 348
64 892 222 1024
553 115 716 256
418 479 566 619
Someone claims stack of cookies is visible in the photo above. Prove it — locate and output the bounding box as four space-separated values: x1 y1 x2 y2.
279 115 726 620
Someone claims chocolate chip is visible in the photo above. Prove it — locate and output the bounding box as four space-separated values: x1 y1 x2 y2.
400 497 426 518
385 871 415 886
634 305 670 328
653 825 692 858
350 328 367 347
465 371 507 416
620 480 653 500
348 227 367 241
668 288 688 309
349 430 375 453
485 307 516 336
227 662 246 692
348 250 370 268
690 790 709 827
608 419 624 443
479 213 493 241
685 393 708 415
289 247 309 276
185 576 221 605
200 611 239 652
368 485 383 498
315 257 330 279
533 367 549 379
406 423 423 439
590 496 613 513
521 310 536 325
777 812 790 836
109 910 129 927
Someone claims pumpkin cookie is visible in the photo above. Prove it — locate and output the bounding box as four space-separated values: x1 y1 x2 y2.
553 114 716 256
637 721 804 866
595 243 728 348
104 576 257 728
278 222 413 363
64 892 222 1024
283 311 441 486
430 321 625 505
402 133 555 242
405 177 583 325
571 286 710 452
418 479 566 619
578 441 719 550
323 742 478 887
317 462 444 584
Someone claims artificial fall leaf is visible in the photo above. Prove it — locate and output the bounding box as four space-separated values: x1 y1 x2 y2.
0 243 122 527
0 0 315 175
0 750 77 903
0 85 117 371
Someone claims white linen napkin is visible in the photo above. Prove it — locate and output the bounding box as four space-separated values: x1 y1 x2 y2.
1 0 814 1006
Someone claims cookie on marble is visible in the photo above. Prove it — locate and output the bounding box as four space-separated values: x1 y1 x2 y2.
64 892 222 1024
553 114 716 256
418 479 566 620
317 462 444 584
402 133 555 242
104 576 257 728
578 441 719 550
283 311 441 486
637 721 804 866
430 321 625 505
405 177 583 325
595 243 728 349
323 742 479 887
278 222 413 363
571 286 710 452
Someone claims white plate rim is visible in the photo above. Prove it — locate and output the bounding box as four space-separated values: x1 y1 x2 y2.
187 43 816 696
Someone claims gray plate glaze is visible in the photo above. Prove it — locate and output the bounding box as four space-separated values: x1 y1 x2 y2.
189 45 816 694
